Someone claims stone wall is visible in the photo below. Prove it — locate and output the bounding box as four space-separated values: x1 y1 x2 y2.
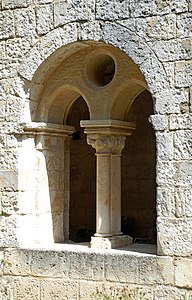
0 0 192 298
0 246 192 299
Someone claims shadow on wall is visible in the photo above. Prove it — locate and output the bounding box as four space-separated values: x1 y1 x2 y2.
122 90 156 244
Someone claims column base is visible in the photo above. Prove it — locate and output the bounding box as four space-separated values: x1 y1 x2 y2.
90 235 132 249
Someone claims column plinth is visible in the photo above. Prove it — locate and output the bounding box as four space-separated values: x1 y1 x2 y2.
81 120 136 249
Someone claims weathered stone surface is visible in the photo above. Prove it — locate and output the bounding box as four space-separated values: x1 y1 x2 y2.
149 39 192 62
104 252 138 283
154 286 191 300
175 258 192 288
2 0 31 9
174 130 192 160
177 13 192 38
14 8 36 37
31 250 71 277
41 279 78 300
0 215 18 247
6 37 35 58
136 14 176 40
175 60 192 88
157 217 192 256
138 256 174 285
36 4 54 35
54 0 88 27
0 277 14 300
156 132 173 160
157 161 192 187
3 249 31 276
96 0 129 20
156 187 175 217
149 114 168 131
0 171 18 191
170 113 192 130
0 11 14 40
14 277 40 300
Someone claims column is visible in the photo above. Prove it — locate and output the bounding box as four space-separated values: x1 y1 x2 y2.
81 120 136 249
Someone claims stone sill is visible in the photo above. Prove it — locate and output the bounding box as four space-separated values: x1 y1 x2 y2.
24 242 157 256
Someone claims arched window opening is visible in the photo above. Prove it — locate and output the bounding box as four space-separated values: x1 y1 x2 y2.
122 90 156 244
67 97 96 242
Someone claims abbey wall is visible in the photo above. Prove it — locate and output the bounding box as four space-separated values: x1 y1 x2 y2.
0 0 192 299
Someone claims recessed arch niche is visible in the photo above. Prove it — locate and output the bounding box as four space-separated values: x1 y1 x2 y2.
24 40 156 248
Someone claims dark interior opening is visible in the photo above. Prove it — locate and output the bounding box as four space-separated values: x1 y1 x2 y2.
67 97 96 242
122 90 157 244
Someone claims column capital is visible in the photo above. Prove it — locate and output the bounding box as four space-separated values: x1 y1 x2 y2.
87 134 126 154
81 119 136 154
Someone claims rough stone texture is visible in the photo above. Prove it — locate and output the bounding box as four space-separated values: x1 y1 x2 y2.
175 258 192 288
0 0 192 297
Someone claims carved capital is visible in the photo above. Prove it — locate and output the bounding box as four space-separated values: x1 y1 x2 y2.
87 134 126 155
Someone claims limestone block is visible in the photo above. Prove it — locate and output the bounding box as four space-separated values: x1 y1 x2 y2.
175 60 192 88
177 13 192 38
2 0 31 9
0 100 6 121
0 277 14 300
3 249 31 276
170 114 192 130
156 161 175 186
174 130 192 160
0 60 19 79
157 217 192 256
185 189 192 217
36 4 54 35
0 149 18 170
138 256 174 285
174 189 187 218
156 132 173 160
0 41 6 59
163 62 175 87
69 251 105 281
54 0 88 27
6 37 34 59
104 252 138 283
156 187 175 217
149 39 192 62
176 161 192 187
149 114 168 131
154 286 191 300
1 191 19 215
0 215 18 247
95 0 129 20
14 277 40 300
155 0 189 14
175 258 192 288
0 171 18 192
31 250 71 277
80 21 104 41
41 279 78 300
14 8 36 37
129 0 157 17
136 14 176 40
79 281 98 300
155 87 189 114
6 95 27 122
0 11 14 40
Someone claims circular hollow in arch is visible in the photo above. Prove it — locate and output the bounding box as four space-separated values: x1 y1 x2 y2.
86 54 115 86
